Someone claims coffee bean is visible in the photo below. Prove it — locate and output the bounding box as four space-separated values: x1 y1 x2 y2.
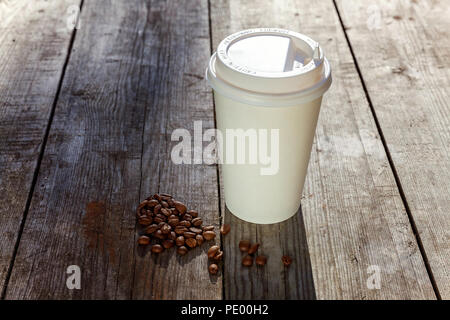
176 236 185 246
173 201 187 214
255 255 267 266
171 207 178 215
239 240 251 252
183 213 193 221
153 204 162 214
153 229 165 240
203 231 216 241
148 199 159 208
177 246 188 255
162 239 174 249
248 243 260 255
144 224 158 234
220 224 231 235
282 255 293 266
208 263 219 275
138 235 150 245
138 216 152 226
153 194 162 201
202 225 214 231
196 234 204 246
179 220 191 228
214 250 224 261
192 217 203 227
183 231 196 238
185 237 197 248
189 227 203 234
151 244 163 253
167 198 175 207
161 201 169 208
161 208 171 217
207 245 220 259
161 224 171 234
242 255 253 267
187 210 198 218
153 214 165 224
168 231 177 241
168 218 180 227
175 226 188 235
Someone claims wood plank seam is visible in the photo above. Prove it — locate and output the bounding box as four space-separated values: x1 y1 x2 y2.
0 0 85 300
331 0 441 300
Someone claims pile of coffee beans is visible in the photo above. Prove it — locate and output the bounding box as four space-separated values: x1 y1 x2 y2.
136 193 216 255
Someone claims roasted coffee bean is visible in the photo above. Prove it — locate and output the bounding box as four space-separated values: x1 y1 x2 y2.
175 226 188 235
183 214 193 221
161 224 171 234
153 194 162 201
151 244 163 253
220 224 231 235
176 236 185 246
203 231 216 241
281 255 293 266
192 217 203 227
187 210 198 218
148 199 159 208
179 220 191 228
214 250 224 261
189 227 203 234
153 229 165 240
173 201 187 214
208 263 219 275
153 204 162 215
162 239 174 249
177 246 188 255
138 216 152 226
168 218 180 227
161 201 169 208
170 208 178 215
167 198 175 207
137 201 148 214
161 208 172 217
242 255 253 267
138 235 150 245
153 215 165 224
161 194 172 202
239 240 251 252
168 231 177 241
207 245 220 258
196 234 204 246
183 231 196 238
202 225 214 231
144 224 158 234
255 255 267 266
185 237 197 248
248 243 260 255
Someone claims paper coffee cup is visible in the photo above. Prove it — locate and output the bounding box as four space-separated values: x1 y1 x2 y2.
206 28 332 224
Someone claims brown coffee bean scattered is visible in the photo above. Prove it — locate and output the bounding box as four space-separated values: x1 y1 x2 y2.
176 236 185 246
151 244 163 253
173 201 187 214
239 240 251 252
203 230 216 241
196 234 204 246
177 246 188 255
242 255 253 267
138 235 150 245
282 255 293 266
136 194 213 260
185 237 197 248
220 224 231 235
207 245 220 259
208 263 219 275
248 243 260 255
187 210 198 218
214 250 224 261
255 255 267 266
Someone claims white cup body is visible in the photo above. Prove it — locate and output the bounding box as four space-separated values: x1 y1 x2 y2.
214 91 323 224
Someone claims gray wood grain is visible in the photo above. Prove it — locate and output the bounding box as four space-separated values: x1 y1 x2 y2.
4 0 221 299
336 0 450 299
210 0 436 299
0 0 79 294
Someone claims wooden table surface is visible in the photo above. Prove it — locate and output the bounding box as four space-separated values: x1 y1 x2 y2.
0 0 448 300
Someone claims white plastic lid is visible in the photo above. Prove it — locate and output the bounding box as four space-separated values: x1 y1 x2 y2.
206 28 332 106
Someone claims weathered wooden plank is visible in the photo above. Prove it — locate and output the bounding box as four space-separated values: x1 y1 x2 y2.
336 0 450 298
210 0 436 299
4 0 221 299
0 0 80 294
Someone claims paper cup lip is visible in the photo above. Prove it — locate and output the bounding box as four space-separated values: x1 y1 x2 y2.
206 52 332 107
